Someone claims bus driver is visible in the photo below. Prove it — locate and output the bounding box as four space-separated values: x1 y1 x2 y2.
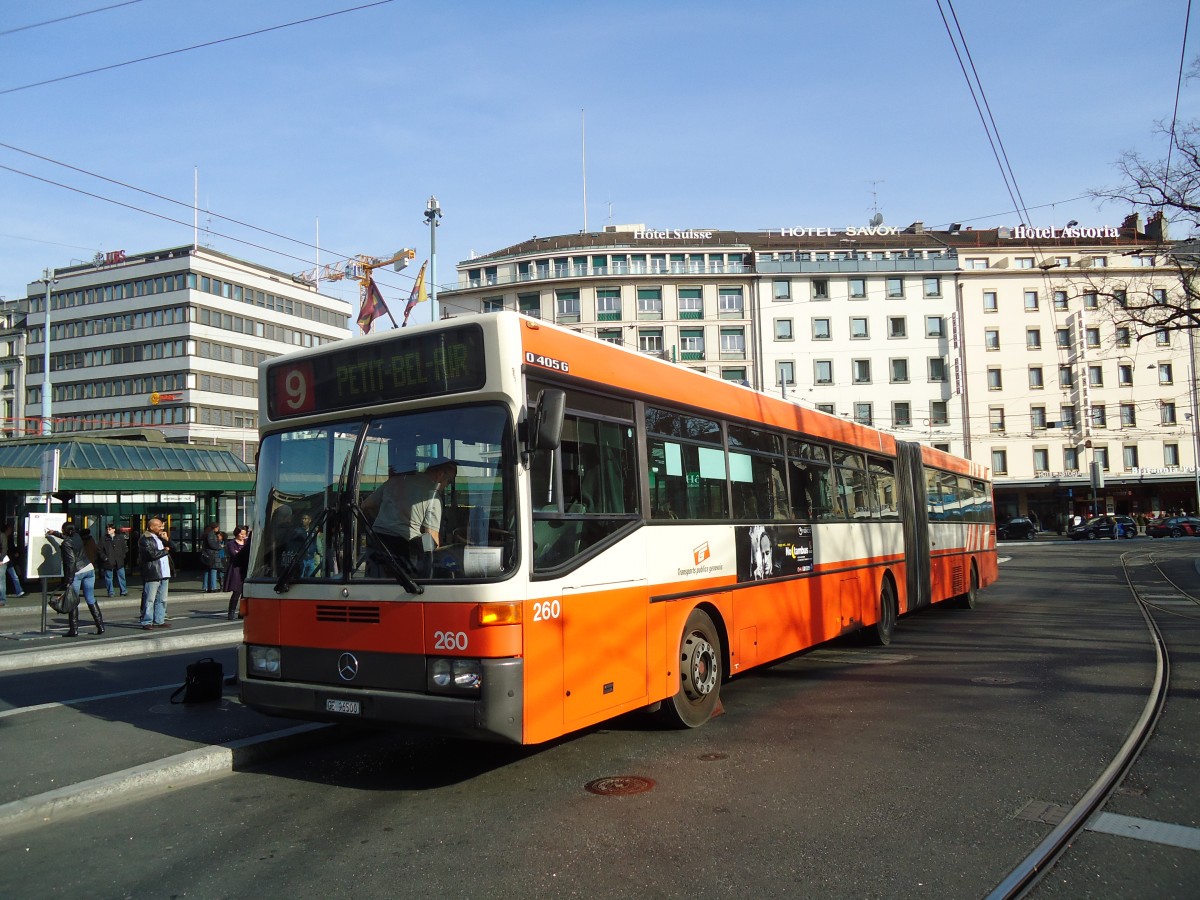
361 457 458 576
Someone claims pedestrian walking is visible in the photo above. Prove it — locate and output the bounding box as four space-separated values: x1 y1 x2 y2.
0 522 11 607
225 525 249 620
2 524 26 597
138 517 173 630
45 522 104 636
99 523 129 597
200 522 223 593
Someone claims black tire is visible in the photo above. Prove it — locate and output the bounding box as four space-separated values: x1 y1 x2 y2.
1087 531 1098 540
1172 527 1182 538
958 565 979 609
660 609 722 729
867 578 897 646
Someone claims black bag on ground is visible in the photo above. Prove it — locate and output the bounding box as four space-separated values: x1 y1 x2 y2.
48 584 80 614
170 657 224 704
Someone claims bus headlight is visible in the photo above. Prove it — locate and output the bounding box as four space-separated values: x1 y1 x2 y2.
248 645 282 678
428 658 482 693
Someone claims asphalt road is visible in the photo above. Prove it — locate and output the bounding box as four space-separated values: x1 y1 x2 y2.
1 542 1198 898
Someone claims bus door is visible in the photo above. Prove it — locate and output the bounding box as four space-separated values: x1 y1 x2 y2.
895 442 932 610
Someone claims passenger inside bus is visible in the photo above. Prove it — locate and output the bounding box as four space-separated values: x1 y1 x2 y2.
361 457 458 577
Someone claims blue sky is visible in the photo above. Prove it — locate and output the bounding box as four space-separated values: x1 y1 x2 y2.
1 0 1195 326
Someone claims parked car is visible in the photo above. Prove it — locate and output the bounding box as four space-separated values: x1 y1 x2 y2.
1069 515 1138 540
1146 515 1200 538
997 516 1037 540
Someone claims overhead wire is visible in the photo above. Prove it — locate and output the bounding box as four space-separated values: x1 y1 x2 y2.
0 1 144 37
0 0 397 96
1162 0 1193 202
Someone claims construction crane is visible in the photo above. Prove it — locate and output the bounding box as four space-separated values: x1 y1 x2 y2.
293 248 416 333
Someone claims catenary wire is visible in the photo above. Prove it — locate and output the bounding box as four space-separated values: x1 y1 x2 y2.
0 0 396 96
0 1 144 38
1162 0 1193 198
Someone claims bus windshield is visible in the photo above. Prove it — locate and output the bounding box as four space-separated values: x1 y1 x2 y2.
250 402 517 585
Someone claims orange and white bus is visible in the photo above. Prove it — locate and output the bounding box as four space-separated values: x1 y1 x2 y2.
240 311 997 743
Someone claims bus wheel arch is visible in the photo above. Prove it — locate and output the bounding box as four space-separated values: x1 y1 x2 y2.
660 606 725 729
866 573 898 646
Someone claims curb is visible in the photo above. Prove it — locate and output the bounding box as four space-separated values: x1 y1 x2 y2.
0 722 335 836
0 625 241 672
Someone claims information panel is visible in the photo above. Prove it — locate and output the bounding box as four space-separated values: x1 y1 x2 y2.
266 324 487 420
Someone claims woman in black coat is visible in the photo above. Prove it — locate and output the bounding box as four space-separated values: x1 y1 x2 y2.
225 525 250 620
200 522 223 593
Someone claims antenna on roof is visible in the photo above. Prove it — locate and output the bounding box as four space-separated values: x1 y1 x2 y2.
869 212 884 228
868 179 884 227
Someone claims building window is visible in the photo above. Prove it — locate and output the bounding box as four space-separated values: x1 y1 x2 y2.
849 277 867 298
638 329 663 354
1156 329 1171 346
1029 366 1044 389
1033 448 1049 473
1116 326 1130 347
930 400 949 425
1059 365 1074 388
1115 289 1128 307
679 328 705 359
887 277 904 298
518 293 541 318
989 408 1005 432
1161 402 1177 424
1118 364 1133 386
1083 291 1098 309
556 290 580 319
1056 327 1071 348
482 297 504 313
1089 256 1108 268
1024 290 1039 310
637 287 663 316
888 316 907 338
1092 404 1107 428
718 287 744 314
1123 445 1138 470
720 327 745 357
773 279 791 300
814 359 833 384
775 318 793 340
1159 363 1174 384
1016 257 1035 269
1153 287 1168 304
1089 364 1104 387
850 317 869 339
985 328 1000 350
987 368 1003 390
966 258 988 269
1031 406 1047 429
1064 447 1079 470
983 290 998 312
677 288 702 318
924 276 942 298
1120 403 1136 427
1165 443 1181 466
597 328 622 345
1054 290 1068 310
811 279 829 300
929 357 947 382
893 402 912 427
890 358 909 383
1086 327 1100 348
812 318 832 340
926 315 944 337
816 403 835 414
1026 328 1041 349
596 287 622 320
777 360 795 386
854 402 873 426
992 449 1008 474
852 359 872 384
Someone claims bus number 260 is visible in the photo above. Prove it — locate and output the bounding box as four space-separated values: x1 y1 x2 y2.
533 600 561 621
434 631 469 650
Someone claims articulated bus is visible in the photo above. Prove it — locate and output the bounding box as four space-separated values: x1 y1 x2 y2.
240 311 997 744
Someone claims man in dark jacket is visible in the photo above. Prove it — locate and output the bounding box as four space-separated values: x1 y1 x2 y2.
99 524 129 598
138 517 173 630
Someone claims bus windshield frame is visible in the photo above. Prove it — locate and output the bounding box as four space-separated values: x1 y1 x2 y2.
248 401 518 587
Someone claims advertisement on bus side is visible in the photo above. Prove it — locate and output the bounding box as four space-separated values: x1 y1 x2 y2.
736 524 813 581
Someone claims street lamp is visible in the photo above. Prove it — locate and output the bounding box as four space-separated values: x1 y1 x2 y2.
40 268 56 436
424 196 442 323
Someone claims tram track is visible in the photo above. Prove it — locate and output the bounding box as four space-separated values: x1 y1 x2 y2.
986 546 1181 899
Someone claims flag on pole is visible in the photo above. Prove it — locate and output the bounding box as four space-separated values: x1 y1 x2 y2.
357 277 390 335
402 261 428 327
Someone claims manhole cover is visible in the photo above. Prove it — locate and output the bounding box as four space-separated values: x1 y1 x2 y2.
972 676 1017 686
584 776 656 796
698 752 728 761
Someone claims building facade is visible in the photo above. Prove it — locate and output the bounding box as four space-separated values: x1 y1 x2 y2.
6 244 351 461
441 216 1197 529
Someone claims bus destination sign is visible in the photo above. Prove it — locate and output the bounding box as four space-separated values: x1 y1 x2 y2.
267 324 486 420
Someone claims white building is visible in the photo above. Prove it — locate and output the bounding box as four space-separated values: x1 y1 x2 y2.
6 244 351 461
441 215 1197 526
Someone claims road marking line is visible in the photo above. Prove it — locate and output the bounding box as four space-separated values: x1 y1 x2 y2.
1087 812 1200 850
0 683 179 719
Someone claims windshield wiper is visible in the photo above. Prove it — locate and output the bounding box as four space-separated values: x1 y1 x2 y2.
273 507 331 594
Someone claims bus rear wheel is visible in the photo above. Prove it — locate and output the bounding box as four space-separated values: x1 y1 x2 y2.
867 579 897 646
660 609 722 729
958 564 979 609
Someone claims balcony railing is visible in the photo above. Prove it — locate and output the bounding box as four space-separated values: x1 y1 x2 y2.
456 261 748 291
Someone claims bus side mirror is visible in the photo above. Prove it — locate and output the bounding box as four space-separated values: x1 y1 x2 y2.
530 389 565 452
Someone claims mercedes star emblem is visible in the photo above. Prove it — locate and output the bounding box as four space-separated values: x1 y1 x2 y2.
337 652 359 681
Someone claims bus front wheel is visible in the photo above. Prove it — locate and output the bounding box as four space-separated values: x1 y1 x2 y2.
661 609 723 729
